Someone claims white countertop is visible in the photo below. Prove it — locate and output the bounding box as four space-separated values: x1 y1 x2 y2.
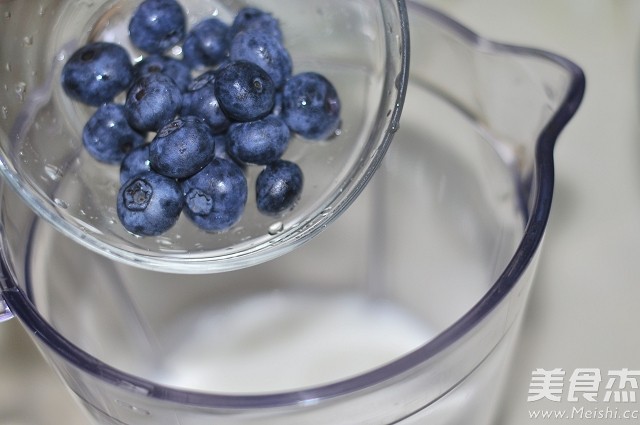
2 1 640 424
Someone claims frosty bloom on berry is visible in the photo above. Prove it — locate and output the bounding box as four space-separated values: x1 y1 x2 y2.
133 54 192 91
282 72 341 140
117 171 184 236
181 158 248 232
128 0 186 54
214 60 276 122
82 104 146 164
125 73 182 132
227 116 290 165
229 30 292 89
149 116 216 179
181 71 230 134
228 7 283 42
182 17 230 69
61 42 134 106
256 160 304 215
120 144 151 185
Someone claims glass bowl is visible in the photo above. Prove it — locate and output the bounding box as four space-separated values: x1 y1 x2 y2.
0 2 584 424
0 0 410 273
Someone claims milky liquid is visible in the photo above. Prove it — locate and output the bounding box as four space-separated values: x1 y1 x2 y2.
26 205 436 395
153 291 434 393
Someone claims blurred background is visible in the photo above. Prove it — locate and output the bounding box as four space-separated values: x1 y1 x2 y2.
2 0 640 423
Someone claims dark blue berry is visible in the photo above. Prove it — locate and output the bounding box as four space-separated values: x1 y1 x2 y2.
212 133 247 171
271 91 283 117
282 72 341 140
214 60 276 122
117 170 184 236
181 158 248 232
228 7 282 41
125 73 182 132
61 42 133 106
227 116 290 165
256 160 303 215
82 104 146 164
128 0 186 54
181 71 230 134
133 54 192 91
229 30 291 88
182 17 229 69
149 116 216 179
120 144 151 185
212 133 233 161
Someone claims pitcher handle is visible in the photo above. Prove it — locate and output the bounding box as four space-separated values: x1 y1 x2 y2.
0 294 13 323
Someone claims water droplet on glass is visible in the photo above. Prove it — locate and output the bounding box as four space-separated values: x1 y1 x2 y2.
115 399 150 416
320 207 332 217
44 164 63 181
3 11 10 19
38 5 47 16
5 63 11 72
395 73 403 90
268 221 284 235
23 36 33 46
157 237 173 247
14 82 26 102
54 198 69 209
1 106 8 120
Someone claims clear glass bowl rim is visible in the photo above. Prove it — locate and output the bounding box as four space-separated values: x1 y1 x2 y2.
0 0 411 274
0 0 585 410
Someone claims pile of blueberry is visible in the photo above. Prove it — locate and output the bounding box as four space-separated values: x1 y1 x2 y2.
60 0 341 237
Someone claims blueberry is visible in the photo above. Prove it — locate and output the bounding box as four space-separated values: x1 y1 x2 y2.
271 91 283 117
229 30 292 88
256 160 303 215
133 54 192 91
125 73 182 132
181 158 248 232
282 72 341 140
214 60 276 122
82 104 146 164
129 0 186 54
117 171 184 236
120 144 151 185
61 42 133 106
149 116 216 179
181 71 230 134
227 116 290 165
182 17 229 69
228 7 283 41
211 133 231 160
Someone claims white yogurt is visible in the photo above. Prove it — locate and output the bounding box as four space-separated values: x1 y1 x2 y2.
155 291 434 394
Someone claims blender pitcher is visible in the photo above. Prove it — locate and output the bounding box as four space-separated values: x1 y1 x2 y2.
0 1 584 424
